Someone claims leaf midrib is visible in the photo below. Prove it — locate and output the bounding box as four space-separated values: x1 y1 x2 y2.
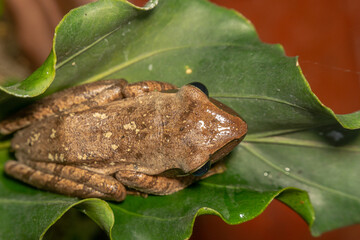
57 42 260 84
245 136 360 152
55 21 123 69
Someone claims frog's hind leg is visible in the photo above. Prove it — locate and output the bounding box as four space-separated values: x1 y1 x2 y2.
115 170 197 195
0 79 128 135
4 160 126 201
115 163 226 195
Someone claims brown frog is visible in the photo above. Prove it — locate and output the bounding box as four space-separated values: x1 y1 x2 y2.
0 80 247 201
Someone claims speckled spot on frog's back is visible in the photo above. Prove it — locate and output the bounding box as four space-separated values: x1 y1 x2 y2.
11 115 66 163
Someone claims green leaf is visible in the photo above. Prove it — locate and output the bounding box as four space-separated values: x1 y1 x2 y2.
0 0 359 239
239 127 360 235
109 187 313 239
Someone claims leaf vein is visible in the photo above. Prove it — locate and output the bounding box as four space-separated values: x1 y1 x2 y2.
55 42 259 84
213 95 308 112
245 137 360 152
55 24 122 69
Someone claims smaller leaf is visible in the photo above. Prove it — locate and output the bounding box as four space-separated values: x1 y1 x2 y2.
75 199 114 235
336 111 360 129
0 52 55 97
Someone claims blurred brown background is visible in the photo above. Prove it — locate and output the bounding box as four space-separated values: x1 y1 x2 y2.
1 0 360 239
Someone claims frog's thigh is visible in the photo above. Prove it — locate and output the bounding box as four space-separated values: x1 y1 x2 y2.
123 81 177 98
0 79 128 135
115 171 196 195
4 160 126 201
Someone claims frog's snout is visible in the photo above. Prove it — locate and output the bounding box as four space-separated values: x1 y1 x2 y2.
209 97 241 118
208 97 248 163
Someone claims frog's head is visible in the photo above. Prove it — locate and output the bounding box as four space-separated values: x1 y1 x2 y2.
172 82 247 177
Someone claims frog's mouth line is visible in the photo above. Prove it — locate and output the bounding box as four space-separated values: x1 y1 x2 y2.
209 137 245 164
191 136 246 176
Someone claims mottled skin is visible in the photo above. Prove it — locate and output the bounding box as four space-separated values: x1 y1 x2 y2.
0 80 247 201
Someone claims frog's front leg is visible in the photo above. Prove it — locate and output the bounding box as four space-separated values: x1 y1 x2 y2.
115 164 226 195
4 160 126 201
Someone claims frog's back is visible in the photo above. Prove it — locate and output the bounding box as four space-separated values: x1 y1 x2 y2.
10 95 144 164
11 92 186 170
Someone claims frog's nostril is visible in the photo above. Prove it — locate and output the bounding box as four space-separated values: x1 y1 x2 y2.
192 161 211 177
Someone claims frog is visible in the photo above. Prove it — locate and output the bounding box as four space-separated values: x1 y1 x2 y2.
0 79 247 201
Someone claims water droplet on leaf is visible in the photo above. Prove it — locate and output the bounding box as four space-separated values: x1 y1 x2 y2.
326 130 344 142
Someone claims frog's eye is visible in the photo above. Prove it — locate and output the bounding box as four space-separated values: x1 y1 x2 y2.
192 161 211 177
188 82 209 97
